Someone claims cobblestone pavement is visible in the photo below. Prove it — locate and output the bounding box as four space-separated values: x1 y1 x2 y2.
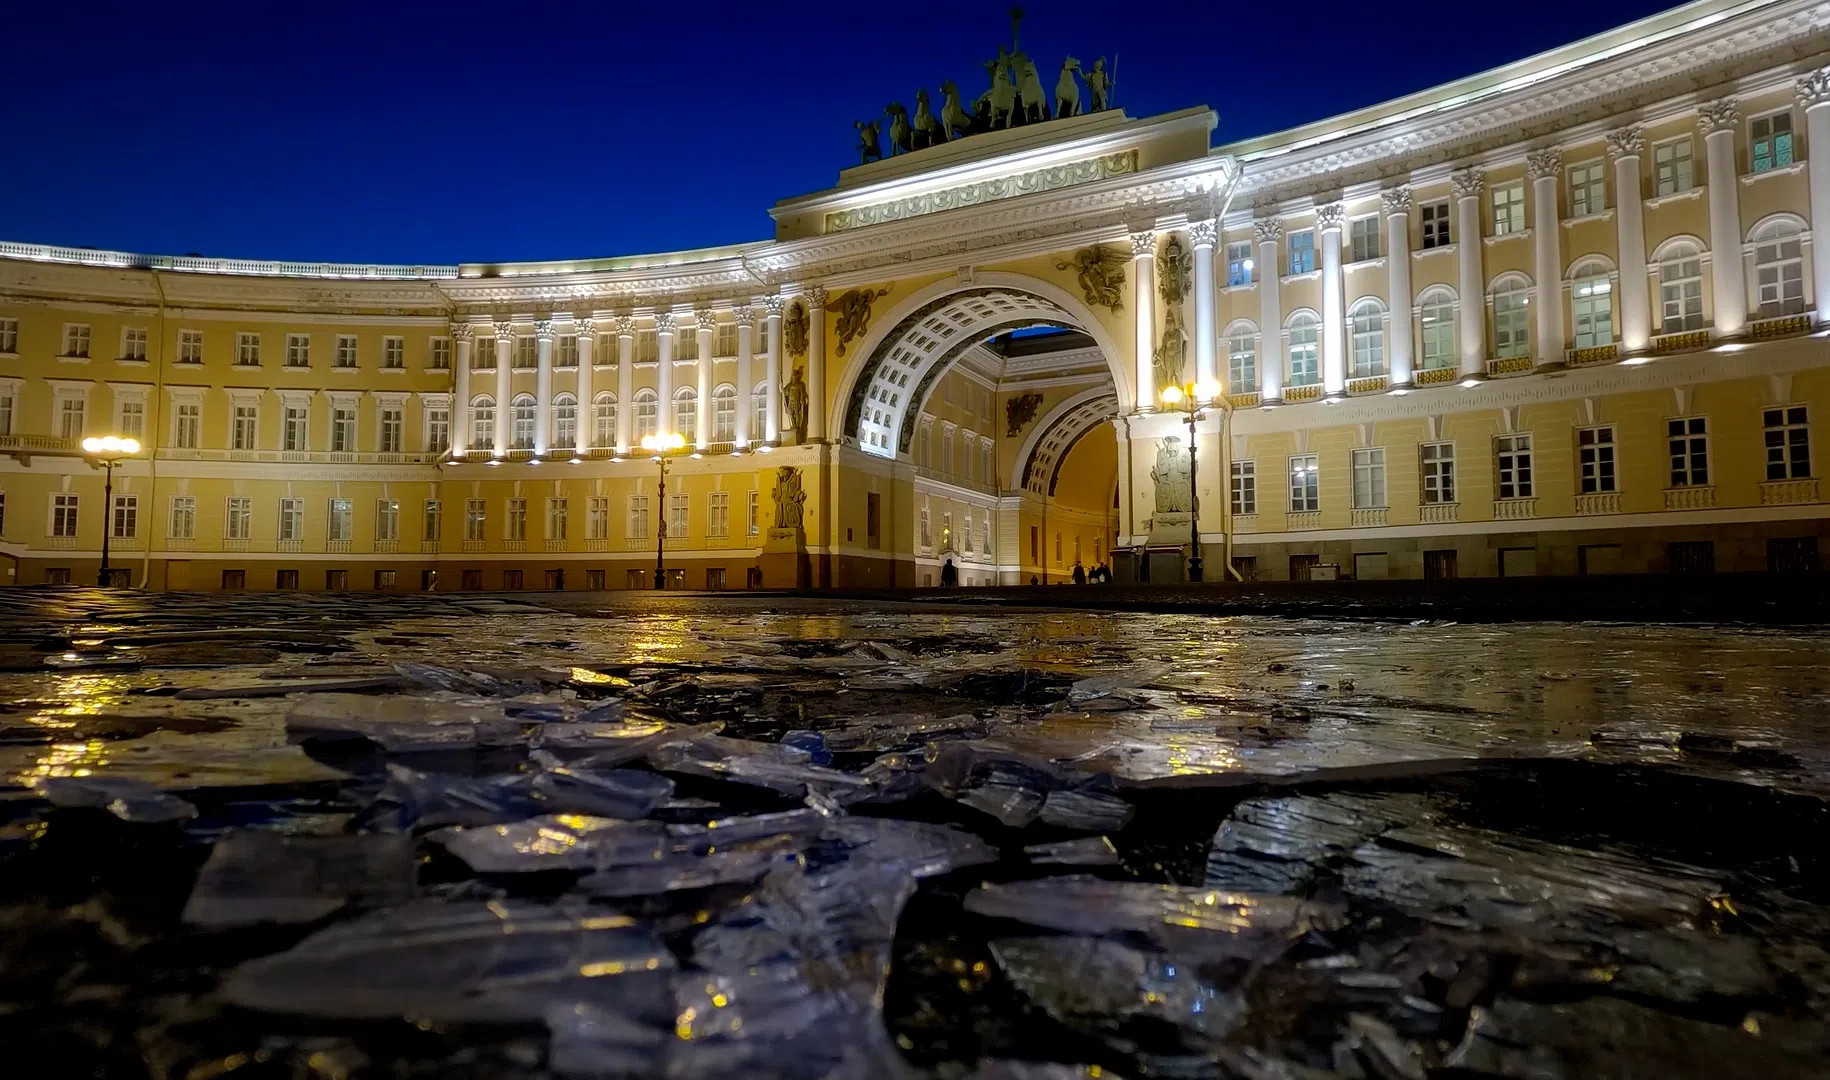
2 588 1828 1079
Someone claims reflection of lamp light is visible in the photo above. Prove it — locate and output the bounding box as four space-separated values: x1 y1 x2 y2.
639 433 687 589
81 436 141 587
1157 381 1221 582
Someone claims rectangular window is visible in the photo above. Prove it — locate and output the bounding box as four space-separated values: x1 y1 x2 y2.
558 334 579 367
52 493 79 537
331 406 356 452
676 325 698 361
279 498 304 541
587 496 609 540
118 399 145 440
0 318 16 353
713 323 736 357
1764 406 1810 481
380 336 404 369
1568 160 1606 217
1491 182 1525 235
1756 227 1806 317
1225 241 1254 286
1751 110 1794 174
1351 448 1387 509
1419 199 1452 249
1231 459 1256 515
1668 417 1709 487
464 498 486 541
1654 138 1693 196
177 329 203 364
748 490 760 536
1571 274 1614 348
121 326 148 361
1496 433 1534 499
514 335 537 369
0 388 12 436
62 323 91 358
473 336 495 369
634 329 657 364
1660 254 1705 331
1578 426 1616 494
225 496 251 540
426 407 450 454
1288 454 1319 513
174 402 200 449
166 496 193 539
376 499 400 541
107 494 136 538
334 335 357 368
422 499 441 542
668 493 688 537
429 336 451 370
285 333 310 367
1421 442 1456 504
59 396 86 439
283 406 308 451
708 491 729 538
1493 290 1530 359
547 497 567 540
627 495 650 539
378 407 402 453
235 332 260 366
1349 216 1380 262
232 403 258 449
1287 230 1316 275
328 498 352 541
506 497 527 541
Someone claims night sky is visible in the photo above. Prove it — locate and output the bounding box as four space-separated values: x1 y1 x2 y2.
2 0 1681 265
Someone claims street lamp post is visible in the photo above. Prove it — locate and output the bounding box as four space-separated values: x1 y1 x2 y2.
81 435 141 587
640 432 686 589
1159 380 1221 583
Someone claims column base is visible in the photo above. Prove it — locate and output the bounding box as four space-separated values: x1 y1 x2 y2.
1385 380 1415 395
1259 396 1286 409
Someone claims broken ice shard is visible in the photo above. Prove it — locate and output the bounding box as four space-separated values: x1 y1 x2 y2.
529 753 674 818
1038 788 1134 832
991 935 1245 1044
286 692 521 752
437 815 671 874
182 830 415 928
1025 836 1121 867
367 763 543 830
35 776 197 823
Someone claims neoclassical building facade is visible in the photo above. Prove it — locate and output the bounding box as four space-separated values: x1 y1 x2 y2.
2 0 1829 589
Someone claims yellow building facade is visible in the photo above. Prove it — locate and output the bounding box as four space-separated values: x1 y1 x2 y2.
2 0 1829 590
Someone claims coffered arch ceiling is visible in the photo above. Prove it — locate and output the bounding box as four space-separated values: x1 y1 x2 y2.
1020 390 1121 496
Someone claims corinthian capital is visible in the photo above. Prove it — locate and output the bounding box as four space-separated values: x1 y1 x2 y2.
493 319 515 340
1252 218 1283 244
805 285 828 308
612 314 636 336
654 312 677 334
1451 169 1484 201
763 294 786 316
1526 149 1562 180
534 318 555 341
1798 68 1830 109
694 307 717 332
573 316 596 337
1187 218 1218 248
1128 231 1157 258
1697 98 1739 134
1380 187 1413 217
1605 126 1645 159
733 306 754 327
1314 202 1346 232
449 323 474 342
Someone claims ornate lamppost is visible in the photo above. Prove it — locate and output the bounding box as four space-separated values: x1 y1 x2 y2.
1158 379 1220 582
640 432 686 589
81 435 141 587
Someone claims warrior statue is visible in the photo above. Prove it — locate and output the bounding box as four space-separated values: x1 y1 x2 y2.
1085 56 1114 112
772 466 807 530
884 103 913 155
854 119 882 164
1151 436 1192 514
782 365 809 439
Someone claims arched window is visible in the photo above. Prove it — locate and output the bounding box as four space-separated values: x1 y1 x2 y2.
1752 218 1806 318
751 382 769 441
674 387 698 442
1286 312 1319 386
633 389 658 440
1657 240 1704 332
1349 299 1386 378
1223 320 1257 392
712 384 737 443
1490 274 1532 359
552 393 577 448
510 393 537 449
592 392 617 448
1570 260 1614 349
1418 287 1456 370
470 395 495 449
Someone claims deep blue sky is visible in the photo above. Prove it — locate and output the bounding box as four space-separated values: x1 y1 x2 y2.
2 0 1680 265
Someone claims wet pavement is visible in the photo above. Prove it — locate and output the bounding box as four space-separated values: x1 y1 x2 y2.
2 588 1829 1078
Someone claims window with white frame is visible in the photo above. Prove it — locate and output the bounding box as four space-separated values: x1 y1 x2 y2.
1753 219 1806 318
982 441 994 483
1568 160 1606 217
505 497 527 541
1668 417 1708 487
942 512 953 551
166 496 192 539
748 490 760 537
1287 230 1316 275
51 493 79 537
1496 433 1534 499
225 497 251 540
510 394 537 449
1578 426 1616 493
62 324 91 358
674 388 697 442
1224 324 1255 392
1764 406 1811 480
557 334 578 367
422 499 441 541
918 500 931 548
1420 199 1452 248
751 384 768 440
1571 265 1614 348
961 515 972 553
379 406 402 453
283 404 309 451
1491 276 1531 359
1421 442 1456 503
1226 241 1254 286
58 395 86 439
941 425 955 473
513 335 537 370
917 423 931 466
1349 300 1386 377
1658 242 1705 331
177 329 203 364
1231 459 1256 514
121 327 147 361
334 335 357 368
1491 182 1525 236
285 333 310 367
1751 110 1794 173
464 498 486 541
667 493 688 537
547 497 567 540
708 491 729 538
627 496 650 539
713 386 737 442
279 498 304 541
330 404 357 452
1419 289 1456 369
1351 448 1387 508
426 404 450 454
173 401 200 448
0 318 16 353
1349 216 1380 262
592 393 616 447
1288 455 1319 513
553 394 577 448
633 390 657 440
634 329 657 364
232 402 258 450
117 397 145 440
429 336 451 370
587 496 609 540
382 336 405 369
675 325 699 361
236 332 261 366
1654 138 1694 196
981 515 992 555
713 322 736 357
473 336 495 368
376 499 400 541
0 385 13 435
328 498 352 541
1287 313 1320 386
110 494 137 538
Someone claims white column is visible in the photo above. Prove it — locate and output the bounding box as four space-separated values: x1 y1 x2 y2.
1526 150 1565 366
1189 219 1218 388
1799 70 1830 325
1382 188 1414 388
694 308 715 449
1608 127 1652 352
1129 231 1156 409
1453 169 1486 377
763 296 783 444
533 317 554 455
654 312 676 437
1700 98 1747 336
1255 219 1284 402
493 320 513 456
614 316 635 453
805 287 827 441
734 306 754 447
573 316 595 457
1317 202 1346 396
450 323 472 454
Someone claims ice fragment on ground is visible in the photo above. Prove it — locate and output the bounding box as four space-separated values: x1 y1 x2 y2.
182 830 415 927
958 779 1045 826
780 730 833 765
286 692 521 752
576 835 802 897
1025 836 1121 867
545 1000 668 1078
35 776 196 822
816 712 985 753
963 1063 1129 1080
175 675 406 699
437 815 671 873
367 763 543 830
1068 661 1171 702
222 899 674 1023
528 753 674 818
1038 788 1134 832
648 732 875 797
991 936 1245 1045
669 808 832 850
827 816 999 879
1205 792 1434 892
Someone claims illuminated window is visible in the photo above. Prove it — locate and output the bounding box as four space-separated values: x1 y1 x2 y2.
1567 160 1606 217
376 500 399 541
1654 138 1693 195
1421 442 1456 504
1351 448 1386 509
1657 243 1704 332
1349 300 1386 377
1491 182 1525 236
1571 265 1614 348
1287 455 1319 512
1751 110 1794 173
1286 313 1319 386
1753 219 1806 318
1349 216 1380 262
1287 230 1315 275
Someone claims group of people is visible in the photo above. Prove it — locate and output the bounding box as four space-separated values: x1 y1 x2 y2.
1069 561 1112 585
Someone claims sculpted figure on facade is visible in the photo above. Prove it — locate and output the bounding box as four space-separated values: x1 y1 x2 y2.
1152 308 1188 395
826 287 890 358
1013 50 1049 123
977 50 1019 130
772 466 806 531
783 300 809 358
782 365 809 438
1152 233 1193 394
1150 436 1192 513
885 103 913 155
1004 391 1044 437
854 119 883 165
939 81 974 139
1085 57 1113 112
1055 57 1081 118
912 89 945 149
1055 244 1128 312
